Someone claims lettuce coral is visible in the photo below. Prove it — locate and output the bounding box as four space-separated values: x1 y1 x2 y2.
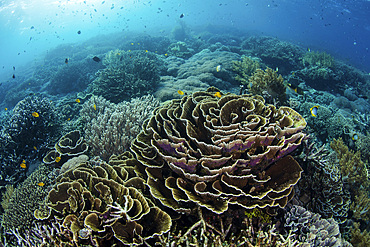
35 155 171 246
131 87 306 215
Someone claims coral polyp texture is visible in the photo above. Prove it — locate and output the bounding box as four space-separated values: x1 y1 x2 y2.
37 156 171 246
131 87 307 214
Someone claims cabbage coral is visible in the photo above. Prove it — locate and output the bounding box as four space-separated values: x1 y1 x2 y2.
131 88 306 214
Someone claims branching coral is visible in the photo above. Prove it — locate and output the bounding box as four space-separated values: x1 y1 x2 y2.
91 50 163 103
131 87 306 215
248 68 287 105
232 55 260 85
285 205 351 246
1 164 54 236
297 139 350 223
80 94 159 161
302 51 334 68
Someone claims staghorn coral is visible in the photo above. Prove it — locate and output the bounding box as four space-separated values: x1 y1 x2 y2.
232 55 260 85
248 68 287 105
43 130 88 166
285 205 351 246
80 94 159 161
91 49 163 103
36 155 171 246
131 87 307 215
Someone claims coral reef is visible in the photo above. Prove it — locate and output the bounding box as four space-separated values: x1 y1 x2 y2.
232 55 261 85
36 155 171 246
0 95 61 188
131 87 306 215
1 164 54 234
175 49 240 88
331 138 370 222
302 51 335 68
91 49 163 103
296 139 350 223
350 222 370 247
167 41 195 59
240 36 305 74
248 68 287 105
43 130 88 166
80 94 159 161
285 205 351 246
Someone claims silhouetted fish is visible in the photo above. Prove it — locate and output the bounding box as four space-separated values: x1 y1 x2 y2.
77 30 81 34
180 13 184 18
93 56 101 62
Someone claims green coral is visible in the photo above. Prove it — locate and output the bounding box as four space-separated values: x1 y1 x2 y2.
248 67 287 104
1 164 54 232
302 51 334 68
331 138 370 222
232 55 260 85
244 208 271 224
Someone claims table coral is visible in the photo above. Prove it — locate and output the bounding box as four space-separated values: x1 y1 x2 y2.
131 87 306 215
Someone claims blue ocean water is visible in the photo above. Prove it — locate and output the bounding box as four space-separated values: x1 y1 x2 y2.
0 0 369 77
0 0 370 246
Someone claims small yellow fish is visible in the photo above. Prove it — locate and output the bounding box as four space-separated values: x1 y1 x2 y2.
117 52 120 55
33 146 37 150
76 99 81 103
93 104 97 110
131 43 134 45
145 50 148 52
4 108 7 111
310 105 320 117
216 65 221 72
177 90 185 95
20 160 26 169
37 182 45 187
67 118 70 121
164 53 168 56
137 43 140 45
292 71 295 76
55 156 61 163
32 112 39 117
128 50 131 52
352 133 359 141
214 92 222 98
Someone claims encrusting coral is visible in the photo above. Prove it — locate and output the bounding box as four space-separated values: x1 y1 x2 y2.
131 87 307 215
80 94 160 161
248 68 287 105
32 153 171 246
